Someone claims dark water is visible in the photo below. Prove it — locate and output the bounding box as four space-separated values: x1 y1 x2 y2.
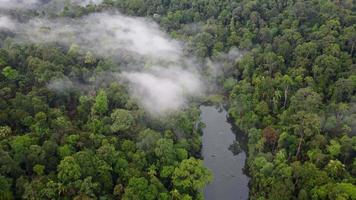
200 105 249 200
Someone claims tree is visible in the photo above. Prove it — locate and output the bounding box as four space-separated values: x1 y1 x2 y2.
193 32 214 57
123 177 159 200
331 183 356 200
31 112 49 136
262 52 285 75
332 78 354 102
294 42 318 68
292 111 321 159
10 135 36 163
84 51 96 65
57 156 82 183
279 75 294 109
339 135 355 165
67 43 80 58
39 180 59 200
137 129 162 152
76 177 99 199
0 175 13 200
292 162 329 194
154 138 176 166
2 66 18 80
327 140 341 158
33 164 45 176
341 25 355 55
92 90 108 116
262 126 279 152
110 109 134 133
289 88 322 113
255 101 269 116
0 126 11 139
312 55 340 92
324 160 346 180
77 95 92 122
172 158 212 195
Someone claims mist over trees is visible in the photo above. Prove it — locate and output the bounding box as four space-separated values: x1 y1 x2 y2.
0 0 355 200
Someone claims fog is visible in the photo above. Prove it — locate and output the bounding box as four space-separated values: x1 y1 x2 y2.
0 16 15 30
0 11 204 116
71 0 103 6
207 47 244 78
0 0 41 9
47 77 75 93
0 0 103 11
18 13 182 62
122 67 203 115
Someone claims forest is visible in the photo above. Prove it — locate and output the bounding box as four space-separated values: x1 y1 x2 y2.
0 0 355 200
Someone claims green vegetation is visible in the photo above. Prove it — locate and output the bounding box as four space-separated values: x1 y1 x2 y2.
0 0 355 199
107 0 356 199
0 32 210 200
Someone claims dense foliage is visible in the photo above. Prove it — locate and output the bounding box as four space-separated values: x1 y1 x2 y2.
0 30 210 200
1 0 355 199
222 1 356 199
107 0 356 199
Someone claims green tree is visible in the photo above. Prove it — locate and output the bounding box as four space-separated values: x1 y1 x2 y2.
57 156 82 183
0 126 11 139
2 66 18 80
341 25 356 55
292 111 321 158
154 138 176 166
84 51 96 65
137 129 162 152
0 176 13 200
110 109 134 133
123 177 159 200
324 160 346 180
327 140 341 158
33 164 45 176
289 88 322 113
172 158 212 195
92 90 108 116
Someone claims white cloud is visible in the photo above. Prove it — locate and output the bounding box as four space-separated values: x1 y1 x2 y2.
21 13 182 61
0 0 41 9
0 0 103 10
4 12 204 116
122 67 203 115
0 15 16 30
71 0 103 6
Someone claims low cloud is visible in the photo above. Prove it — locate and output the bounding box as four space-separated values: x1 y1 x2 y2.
0 0 41 9
19 13 182 61
0 16 15 30
207 47 244 78
122 67 204 115
0 0 103 12
2 12 204 116
71 0 103 6
47 77 75 93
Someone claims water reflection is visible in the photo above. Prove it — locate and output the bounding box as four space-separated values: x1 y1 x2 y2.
200 105 249 200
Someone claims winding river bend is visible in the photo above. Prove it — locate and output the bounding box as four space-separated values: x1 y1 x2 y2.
200 105 249 200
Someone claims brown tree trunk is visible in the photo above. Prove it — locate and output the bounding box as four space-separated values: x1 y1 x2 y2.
296 136 304 159
351 43 354 56
283 86 289 109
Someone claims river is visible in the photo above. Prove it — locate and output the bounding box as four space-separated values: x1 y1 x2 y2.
200 105 249 200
